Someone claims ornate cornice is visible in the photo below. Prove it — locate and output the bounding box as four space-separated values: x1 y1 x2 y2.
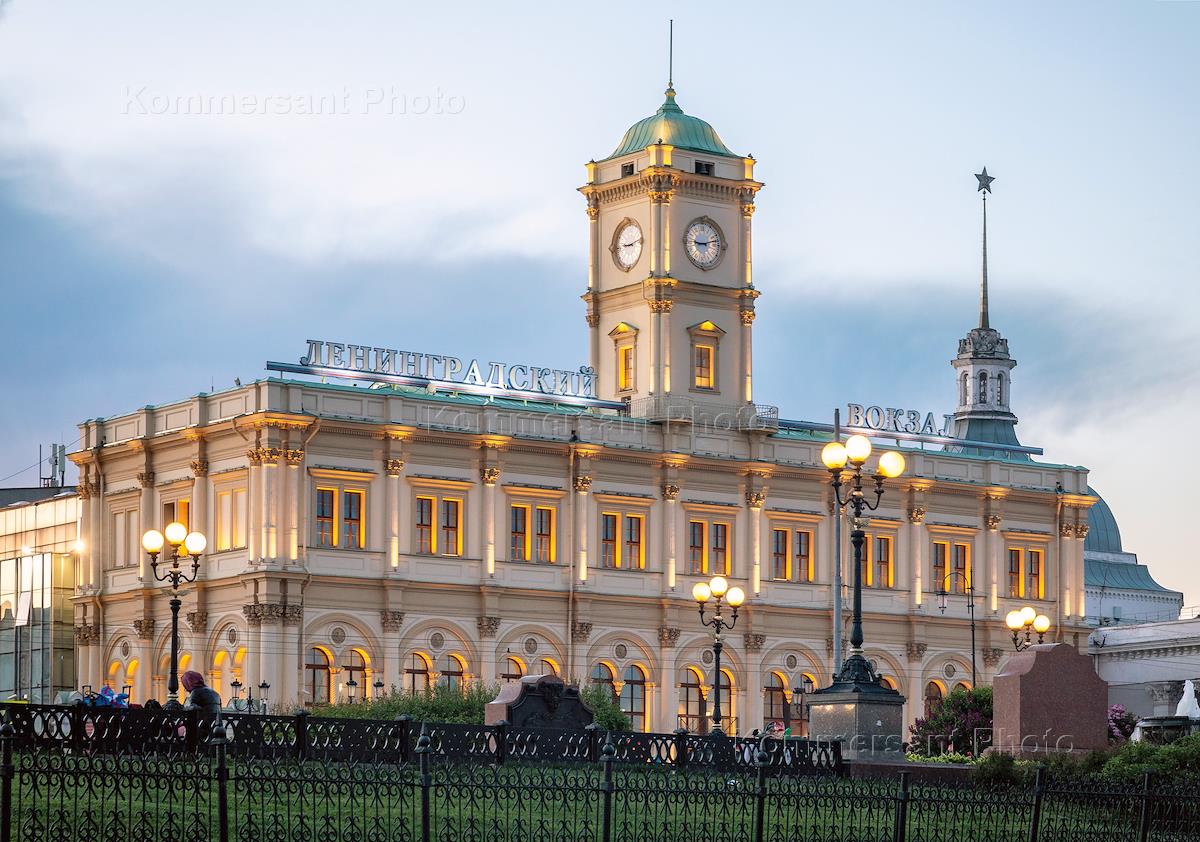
381 610 405 632
477 616 501 639
132 618 156 640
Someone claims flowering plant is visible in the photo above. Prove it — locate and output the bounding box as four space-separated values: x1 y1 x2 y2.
1107 703 1138 743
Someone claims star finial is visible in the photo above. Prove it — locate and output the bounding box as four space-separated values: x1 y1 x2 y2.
975 167 995 194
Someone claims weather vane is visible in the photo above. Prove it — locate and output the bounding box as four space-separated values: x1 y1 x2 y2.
975 167 995 194
975 167 995 328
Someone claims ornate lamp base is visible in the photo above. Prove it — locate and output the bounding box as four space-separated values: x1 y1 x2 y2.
808 648 906 759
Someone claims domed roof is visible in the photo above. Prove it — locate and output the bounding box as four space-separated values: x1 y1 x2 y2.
1085 487 1123 554
608 86 734 160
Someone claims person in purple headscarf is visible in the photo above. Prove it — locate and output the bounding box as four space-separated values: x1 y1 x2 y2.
180 670 223 715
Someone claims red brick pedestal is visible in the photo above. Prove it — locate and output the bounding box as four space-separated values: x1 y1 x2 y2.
992 642 1108 756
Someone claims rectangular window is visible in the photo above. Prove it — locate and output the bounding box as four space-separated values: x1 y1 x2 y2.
694 345 714 389
316 489 336 548
695 161 714 176
771 529 789 581
624 515 644 569
795 530 813 583
618 346 635 391
416 497 435 554
342 490 364 549
1008 549 1022 598
113 509 139 568
711 523 729 575
441 499 461 557
621 162 635 177
510 505 529 561
601 514 618 568
689 521 705 574
162 499 190 531
952 543 970 592
535 507 554 563
874 536 892 589
216 489 246 552
1026 550 1044 600
933 542 948 592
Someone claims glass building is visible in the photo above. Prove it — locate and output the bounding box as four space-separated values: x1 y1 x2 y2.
0 552 76 702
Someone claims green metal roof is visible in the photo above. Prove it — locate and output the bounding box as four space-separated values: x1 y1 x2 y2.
951 417 1031 461
1084 487 1123 554
608 86 735 159
1085 558 1180 595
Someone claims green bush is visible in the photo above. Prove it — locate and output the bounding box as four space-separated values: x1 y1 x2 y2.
1101 733 1200 782
307 680 630 731
972 751 1024 786
907 686 993 758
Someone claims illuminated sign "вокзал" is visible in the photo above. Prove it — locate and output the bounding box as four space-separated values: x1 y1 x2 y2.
265 339 608 406
845 404 956 437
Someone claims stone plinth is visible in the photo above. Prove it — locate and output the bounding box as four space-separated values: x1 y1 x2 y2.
485 674 594 729
992 642 1108 756
808 691 906 759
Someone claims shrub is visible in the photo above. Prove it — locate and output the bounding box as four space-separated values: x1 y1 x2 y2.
1102 732 1200 782
307 680 631 731
973 751 1024 786
907 686 993 758
1107 704 1138 744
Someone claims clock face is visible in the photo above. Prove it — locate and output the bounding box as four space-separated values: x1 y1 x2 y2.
684 219 723 269
613 220 643 270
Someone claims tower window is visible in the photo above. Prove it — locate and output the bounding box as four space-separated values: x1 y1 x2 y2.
694 345 714 389
997 373 1005 405
617 345 635 392
978 371 988 404
621 162 635 177
960 372 968 405
695 161 714 176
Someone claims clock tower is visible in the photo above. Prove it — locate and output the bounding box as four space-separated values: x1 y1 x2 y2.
580 83 763 418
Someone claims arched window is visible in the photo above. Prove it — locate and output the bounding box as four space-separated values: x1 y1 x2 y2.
438 654 466 692
978 371 988 404
763 672 788 725
923 681 944 719
538 657 559 677
879 676 896 691
960 371 969 405
620 665 648 732
954 681 971 694
718 669 735 733
590 663 616 702
343 649 369 698
996 372 1005 406
306 648 331 706
405 652 432 694
678 667 707 733
501 656 525 683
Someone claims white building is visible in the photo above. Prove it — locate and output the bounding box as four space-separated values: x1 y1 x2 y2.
1089 617 1200 718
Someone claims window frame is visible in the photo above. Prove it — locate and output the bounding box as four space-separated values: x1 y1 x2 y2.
440 498 463 557
510 503 530 562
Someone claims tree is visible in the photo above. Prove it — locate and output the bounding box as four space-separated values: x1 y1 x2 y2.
907 686 993 758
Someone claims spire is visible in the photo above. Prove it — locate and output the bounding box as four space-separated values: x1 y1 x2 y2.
975 167 995 329
668 19 674 90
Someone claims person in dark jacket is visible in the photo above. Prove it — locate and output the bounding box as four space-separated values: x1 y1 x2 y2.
180 670 222 715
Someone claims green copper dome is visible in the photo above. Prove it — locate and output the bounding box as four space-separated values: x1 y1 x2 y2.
608 86 735 160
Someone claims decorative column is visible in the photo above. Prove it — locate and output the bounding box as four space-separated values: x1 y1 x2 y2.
190 457 210 552
477 616 501 685
649 299 672 395
908 506 928 609
1073 521 1090 622
745 489 765 595
481 463 500 577
246 446 262 562
1147 681 1186 717
657 626 680 731
574 475 592 583
1057 518 1075 625
985 501 1003 614
380 610 405 689
137 468 155 581
905 641 928 728
385 455 404 570
743 632 766 731
286 447 304 562
77 473 97 589
261 447 281 561
661 483 680 590
132 616 156 703
571 621 592 690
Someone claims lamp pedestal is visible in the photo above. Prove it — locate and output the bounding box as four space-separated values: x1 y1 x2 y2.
807 649 906 760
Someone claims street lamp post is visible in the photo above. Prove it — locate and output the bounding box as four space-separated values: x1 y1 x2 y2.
258 680 270 714
347 677 358 704
692 575 746 736
1005 606 1051 650
936 571 978 686
141 522 207 710
819 435 906 688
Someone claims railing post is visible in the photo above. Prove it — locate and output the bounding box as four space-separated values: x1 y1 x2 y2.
893 770 910 842
209 720 229 842
584 723 601 763
294 710 309 762
1137 770 1154 842
417 724 432 842
600 732 615 842
752 744 768 842
0 722 14 842
395 714 412 764
185 709 199 753
672 728 688 769
1027 765 1046 842
493 719 508 767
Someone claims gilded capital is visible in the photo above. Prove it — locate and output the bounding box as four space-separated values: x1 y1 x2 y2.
661 483 680 501
385 458 405 478
739 309 756 326
585 312 600 328
985 514 1002 531
1075 523 1091 539
741 203 756 217
136 471 155 488
481 466 501 486
284 448 304 465
190 459 209 477
908 507 928 525
745 490 766 509
573 475 593 494
648 299 674 314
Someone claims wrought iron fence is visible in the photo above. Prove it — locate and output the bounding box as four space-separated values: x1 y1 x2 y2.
1 709 1198 842
0 703 840 774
